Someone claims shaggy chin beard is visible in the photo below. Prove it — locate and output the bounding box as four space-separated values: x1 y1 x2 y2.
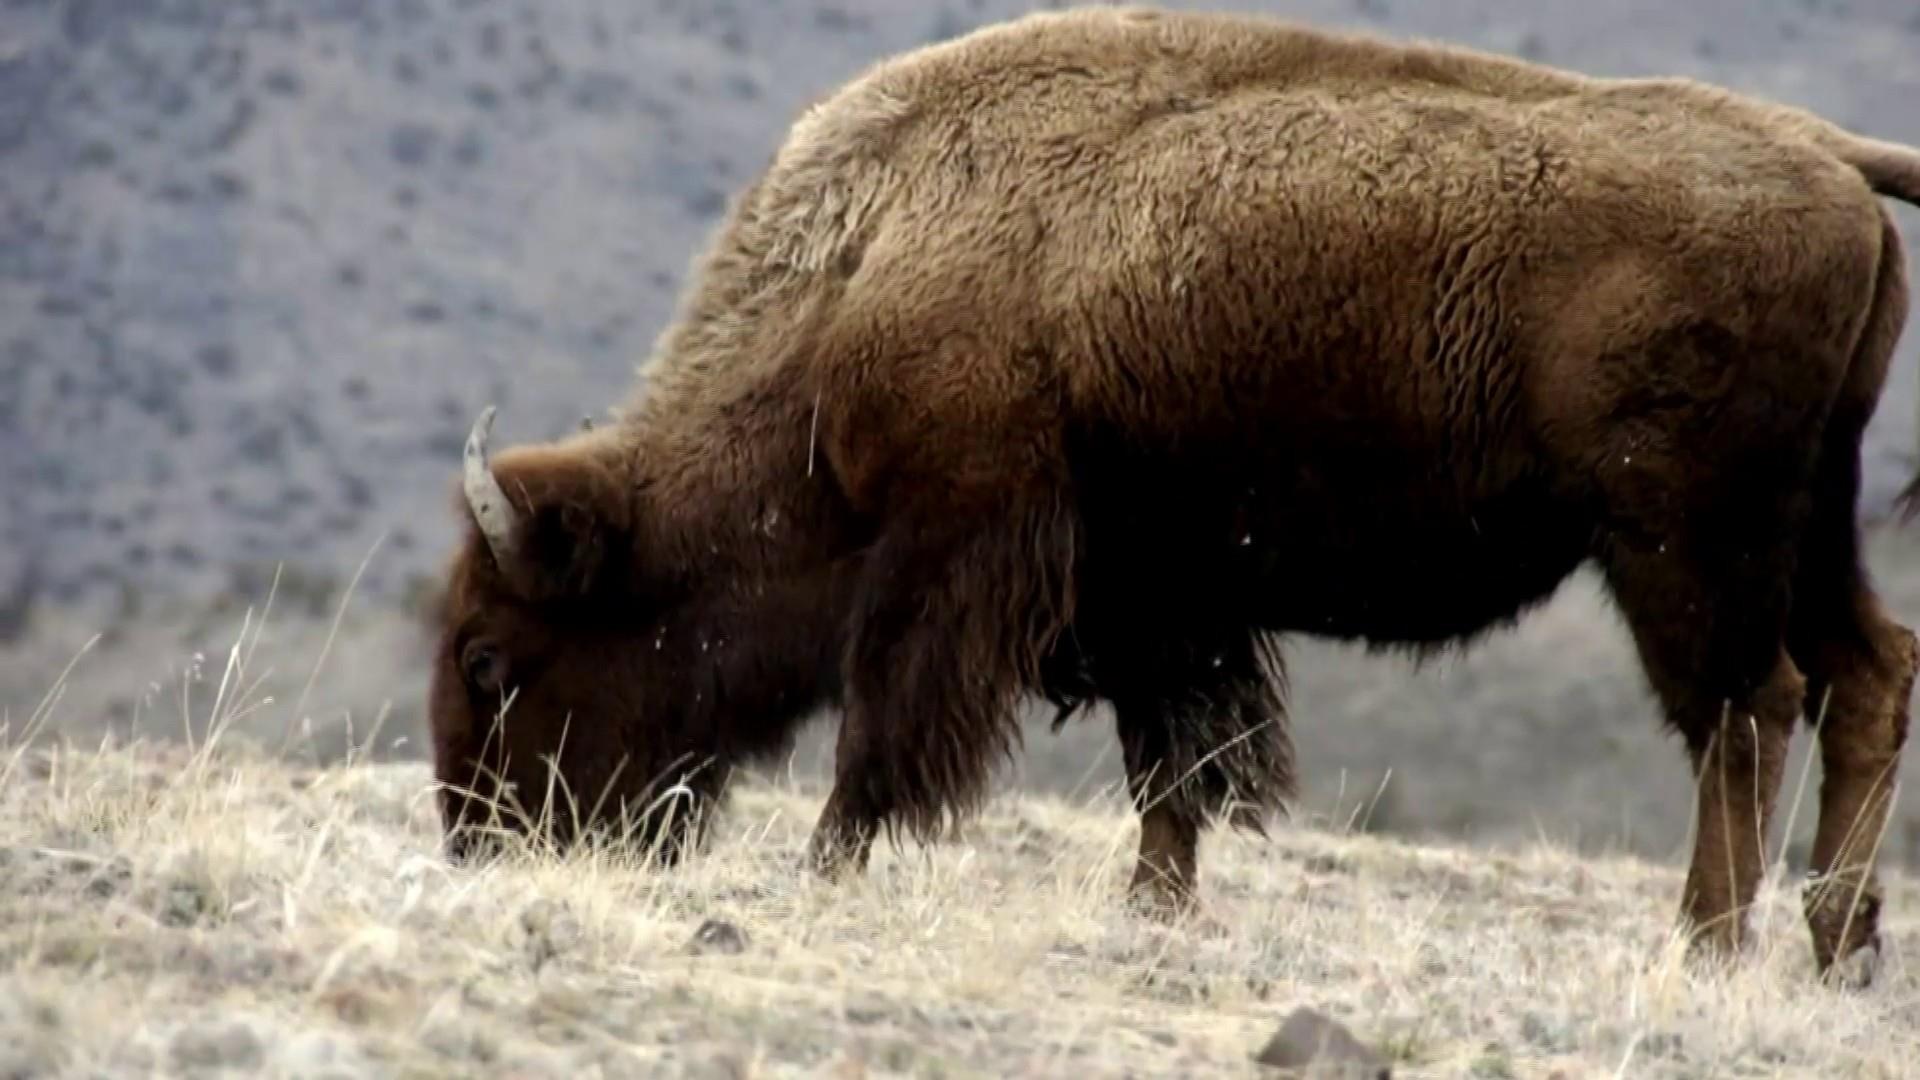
438 768 727 868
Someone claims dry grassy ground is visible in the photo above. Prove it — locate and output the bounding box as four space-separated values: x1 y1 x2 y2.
6 627 1920 1078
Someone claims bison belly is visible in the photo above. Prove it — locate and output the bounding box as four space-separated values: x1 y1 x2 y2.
1247 487 1590 645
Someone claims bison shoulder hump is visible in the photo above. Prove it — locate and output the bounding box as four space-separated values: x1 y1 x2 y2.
758 74 921 275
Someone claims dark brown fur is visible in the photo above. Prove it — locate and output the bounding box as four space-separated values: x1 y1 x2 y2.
427 6 1920 981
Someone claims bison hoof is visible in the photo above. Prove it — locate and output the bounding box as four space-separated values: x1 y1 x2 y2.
1125 880 1191 921
1802 874 1883 987
802 845 849 882
1825 938 1882 991
1125 882 1229 937
1680 927 1742 976
802 830 872 884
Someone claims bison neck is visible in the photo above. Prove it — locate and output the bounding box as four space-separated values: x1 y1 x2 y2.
623 366 864 594
616 375 860 761
653 559 854 770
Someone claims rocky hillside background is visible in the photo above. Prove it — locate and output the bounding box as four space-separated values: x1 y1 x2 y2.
8 0 1920 867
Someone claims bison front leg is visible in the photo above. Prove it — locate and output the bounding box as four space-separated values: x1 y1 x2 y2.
805 708 888 881
804 491 1077 884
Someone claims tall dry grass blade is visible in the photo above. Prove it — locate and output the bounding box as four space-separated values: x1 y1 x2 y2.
283 532 387 755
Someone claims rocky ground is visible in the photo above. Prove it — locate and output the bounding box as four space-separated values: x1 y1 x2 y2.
6 732 1920 1077
8 0 1920 874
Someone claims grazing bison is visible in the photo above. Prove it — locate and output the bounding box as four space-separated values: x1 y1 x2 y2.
427 5 1920 982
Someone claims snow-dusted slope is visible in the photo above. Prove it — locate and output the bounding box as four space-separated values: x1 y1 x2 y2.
7 0 1920 613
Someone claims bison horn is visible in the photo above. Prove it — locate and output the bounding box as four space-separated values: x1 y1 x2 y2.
463 405 519 564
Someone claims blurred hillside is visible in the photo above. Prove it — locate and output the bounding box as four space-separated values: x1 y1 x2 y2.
7 0 1920 867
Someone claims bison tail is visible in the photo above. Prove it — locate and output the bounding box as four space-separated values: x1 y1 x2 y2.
1832 134 1920 208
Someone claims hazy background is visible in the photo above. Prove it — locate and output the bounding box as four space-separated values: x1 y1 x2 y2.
7 0 1920 869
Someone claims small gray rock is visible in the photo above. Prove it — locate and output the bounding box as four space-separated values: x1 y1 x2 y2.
1640 1029 1685 1060
1302 853 1353 875
1046 939 1090 962
269 1030 370 1078
169 1018 264 1071
686 918 748 956
1520 1011 1570 1051
518 898 581 972
682 1051 750 1080
1140 1027 1179 1047
160 879 214 927
1255 1006 1391 1078
844 1000 891 1026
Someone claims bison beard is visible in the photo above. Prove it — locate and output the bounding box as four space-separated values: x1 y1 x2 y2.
425 6 1920 986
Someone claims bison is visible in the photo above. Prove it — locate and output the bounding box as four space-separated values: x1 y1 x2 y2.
426 5 1920 983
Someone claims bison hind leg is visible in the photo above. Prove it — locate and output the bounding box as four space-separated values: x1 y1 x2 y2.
1102 627 1295 918
1785 209 1915 986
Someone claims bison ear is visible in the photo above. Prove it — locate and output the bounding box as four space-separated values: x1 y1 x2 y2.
461 407 633 601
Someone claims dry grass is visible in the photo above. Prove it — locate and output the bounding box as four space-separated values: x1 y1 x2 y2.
6 620 1920 1078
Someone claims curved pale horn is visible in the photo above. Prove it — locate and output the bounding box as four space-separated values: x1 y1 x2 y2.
463 406 518 564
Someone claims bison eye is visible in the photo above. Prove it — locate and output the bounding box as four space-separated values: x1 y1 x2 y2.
462 640 507 693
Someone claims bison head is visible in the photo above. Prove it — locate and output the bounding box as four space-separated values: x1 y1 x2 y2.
426 407 727 866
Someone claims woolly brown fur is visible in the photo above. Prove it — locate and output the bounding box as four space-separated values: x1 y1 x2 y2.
427 5 1920 979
